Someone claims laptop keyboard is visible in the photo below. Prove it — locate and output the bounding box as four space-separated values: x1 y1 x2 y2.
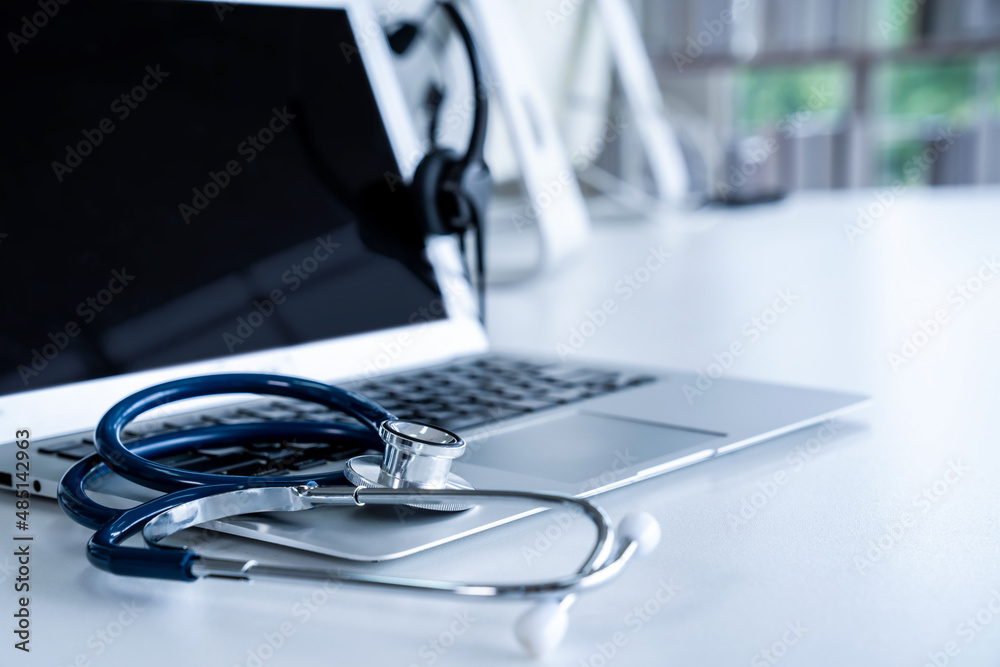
35 355 657 478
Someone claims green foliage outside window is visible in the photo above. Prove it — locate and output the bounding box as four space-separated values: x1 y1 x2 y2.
728 2 994 188
880 59 976 123
879 139 931 186
878 0 921 47
734 63 850 130
996 58 1000 113
875 59 976 184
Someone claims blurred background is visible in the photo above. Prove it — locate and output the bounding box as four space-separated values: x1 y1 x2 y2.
641 0 1000 195
445 0 1000 212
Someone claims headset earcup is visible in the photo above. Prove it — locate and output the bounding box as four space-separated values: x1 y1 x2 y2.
413 148 462 236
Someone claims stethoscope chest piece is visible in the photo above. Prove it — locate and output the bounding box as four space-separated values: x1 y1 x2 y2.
344 419 475 511
57 373 661 660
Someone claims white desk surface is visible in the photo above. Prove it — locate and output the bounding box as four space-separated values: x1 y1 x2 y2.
5 187 1000 666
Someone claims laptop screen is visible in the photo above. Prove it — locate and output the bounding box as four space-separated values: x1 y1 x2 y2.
0 1 446 396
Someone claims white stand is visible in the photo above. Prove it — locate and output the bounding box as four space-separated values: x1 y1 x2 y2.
465 0 592 273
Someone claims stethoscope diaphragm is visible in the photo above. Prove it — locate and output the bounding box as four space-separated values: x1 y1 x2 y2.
344 419 475 511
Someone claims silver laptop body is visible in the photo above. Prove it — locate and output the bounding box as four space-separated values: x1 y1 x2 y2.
0 0 867 561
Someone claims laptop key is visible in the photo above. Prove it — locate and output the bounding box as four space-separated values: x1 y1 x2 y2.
196 453 267 473
221 460 276 476
443 416 489 430
533 387 591 403
237 407 301 421
29 356 657 492
292 411 340 422
245 441 285 452
286 442 337 453
208 414 260 426
289 458 329 471
493 397 558 412
52 442 99 460
271 400 325 414
39 438 86 454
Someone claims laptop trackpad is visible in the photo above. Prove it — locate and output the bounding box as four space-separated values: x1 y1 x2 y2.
460 412 721 485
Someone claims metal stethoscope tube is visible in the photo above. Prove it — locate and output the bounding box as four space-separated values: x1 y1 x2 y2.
57 373 662 658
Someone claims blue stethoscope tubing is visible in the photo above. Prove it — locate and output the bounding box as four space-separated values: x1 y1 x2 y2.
57 373 394 579
92 373 392 492
55 372 660 657
59 421 372 530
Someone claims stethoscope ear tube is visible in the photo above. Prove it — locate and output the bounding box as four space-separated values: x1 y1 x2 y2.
85 482 655 596
92 373 392 493
54 371 662 658
86 484 241 582
58 421 372 529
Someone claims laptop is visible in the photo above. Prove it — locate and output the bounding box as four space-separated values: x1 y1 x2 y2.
0 0 867 561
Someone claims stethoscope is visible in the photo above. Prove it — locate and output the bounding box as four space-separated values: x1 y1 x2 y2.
56 373 660 657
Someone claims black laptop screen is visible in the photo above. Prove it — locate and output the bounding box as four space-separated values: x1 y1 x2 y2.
0 1 446 396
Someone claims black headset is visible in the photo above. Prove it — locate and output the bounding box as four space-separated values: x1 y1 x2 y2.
387 2 491 322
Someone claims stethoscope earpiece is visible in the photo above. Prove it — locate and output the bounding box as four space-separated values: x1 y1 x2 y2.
56 373 661 659
617 512 662 556
514 512 660 658
516 599 570 659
